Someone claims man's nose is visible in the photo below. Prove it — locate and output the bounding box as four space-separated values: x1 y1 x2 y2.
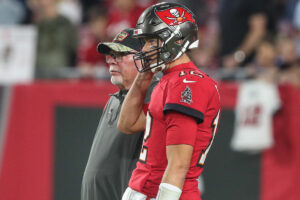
142 43 150 52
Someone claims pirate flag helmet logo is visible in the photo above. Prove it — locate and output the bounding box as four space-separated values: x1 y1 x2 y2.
155 7 196 26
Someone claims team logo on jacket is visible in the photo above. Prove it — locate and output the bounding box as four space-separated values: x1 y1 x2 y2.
180 86 193 104
155 7 195 26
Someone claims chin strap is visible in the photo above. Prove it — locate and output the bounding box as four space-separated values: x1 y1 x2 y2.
150 63 166 73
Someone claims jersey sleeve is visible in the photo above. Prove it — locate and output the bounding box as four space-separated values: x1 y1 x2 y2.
163 79 210 124
165 111 198 146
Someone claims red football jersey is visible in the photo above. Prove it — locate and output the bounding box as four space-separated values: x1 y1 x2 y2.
129 61 220 200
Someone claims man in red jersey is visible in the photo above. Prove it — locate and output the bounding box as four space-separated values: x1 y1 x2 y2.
118 2 220 200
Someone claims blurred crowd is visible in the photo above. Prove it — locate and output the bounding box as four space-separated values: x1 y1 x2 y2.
1 0 300 87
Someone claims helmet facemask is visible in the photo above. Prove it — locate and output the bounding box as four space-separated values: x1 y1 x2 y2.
133 37 166 73
133 28 196 73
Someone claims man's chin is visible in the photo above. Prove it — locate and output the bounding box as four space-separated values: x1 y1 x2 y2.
111 76 123 86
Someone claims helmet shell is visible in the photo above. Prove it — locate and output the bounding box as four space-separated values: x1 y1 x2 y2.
134 2 199 63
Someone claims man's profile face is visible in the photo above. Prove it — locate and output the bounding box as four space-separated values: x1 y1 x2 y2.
106 51 138 90
141 38 162 66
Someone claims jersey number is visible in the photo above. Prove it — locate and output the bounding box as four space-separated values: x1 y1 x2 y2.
239 105 261 126
139 111 153 163
179 70 204 78
140 110 220 166
197 110 220 167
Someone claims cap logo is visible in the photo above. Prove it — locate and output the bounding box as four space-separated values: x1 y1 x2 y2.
113 31 129 42
156 7 195 26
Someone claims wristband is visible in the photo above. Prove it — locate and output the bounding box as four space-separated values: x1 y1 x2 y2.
122 187 147 200
156 183 182 200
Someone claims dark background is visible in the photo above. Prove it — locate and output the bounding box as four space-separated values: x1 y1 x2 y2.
53 107 260 200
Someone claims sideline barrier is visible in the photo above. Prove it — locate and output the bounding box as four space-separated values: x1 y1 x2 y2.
0 81 299 200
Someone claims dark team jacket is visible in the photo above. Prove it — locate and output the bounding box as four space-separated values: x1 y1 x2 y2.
81 78 159 200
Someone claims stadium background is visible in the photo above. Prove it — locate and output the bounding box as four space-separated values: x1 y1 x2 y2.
0 0 300 200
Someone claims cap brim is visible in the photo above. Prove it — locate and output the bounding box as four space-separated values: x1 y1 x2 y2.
97 42 134 54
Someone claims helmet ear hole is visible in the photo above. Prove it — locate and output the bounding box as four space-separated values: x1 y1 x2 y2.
161 52 171 61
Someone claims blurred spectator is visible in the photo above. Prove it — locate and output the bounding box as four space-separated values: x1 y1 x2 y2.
27 0 78 79
274 35 300 87
248 39 278 82
136 0 156 7
276 36 298 68
218 0 267 69
279 59 300 87
293 0 300 29
57 0 82 25
217 38 281 81
288 0 300 58
78 0 104 23
0 0 26 24
188 0 219 69
283 0 298 23
106 0 146 39
19 0 34 24
77 5 109 79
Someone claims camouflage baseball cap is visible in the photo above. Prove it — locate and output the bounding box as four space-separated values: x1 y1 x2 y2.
97 28 144 54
